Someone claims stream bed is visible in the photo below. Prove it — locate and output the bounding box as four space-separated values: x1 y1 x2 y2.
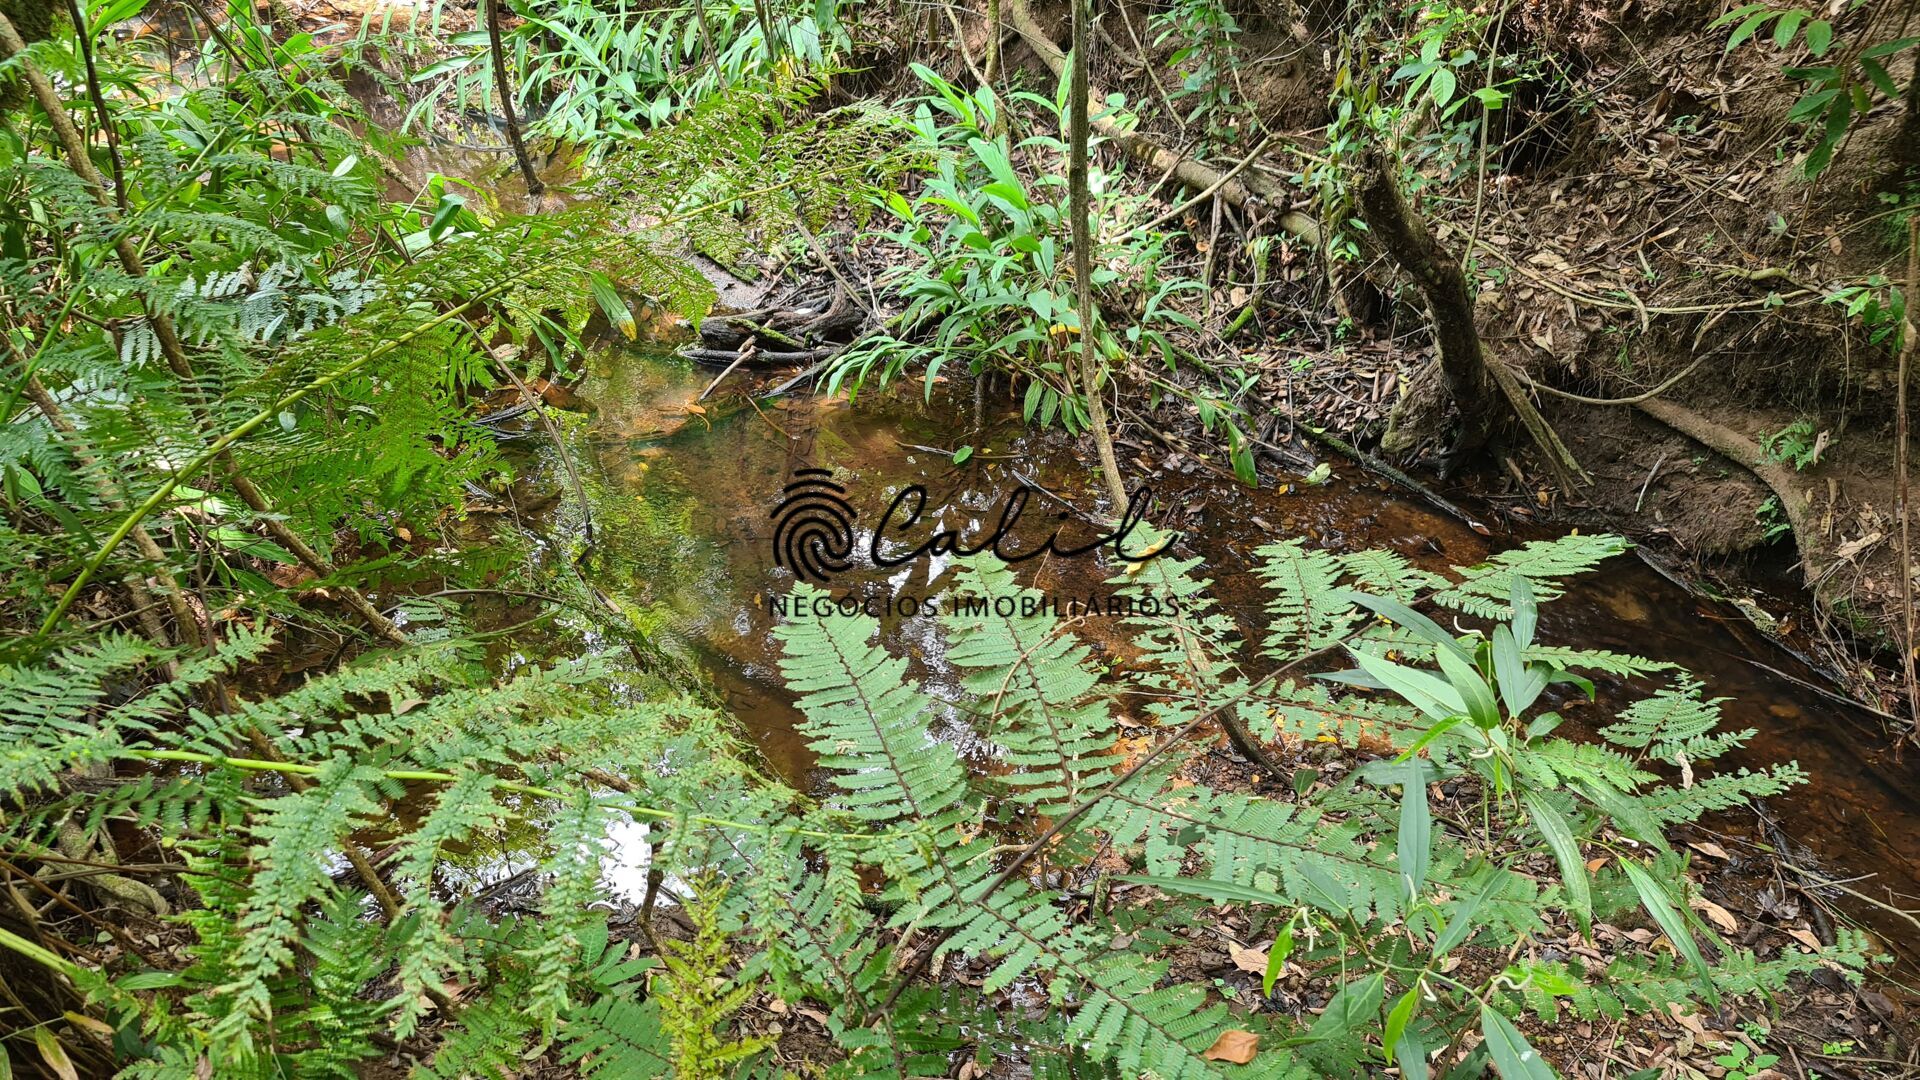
548 343 1920 968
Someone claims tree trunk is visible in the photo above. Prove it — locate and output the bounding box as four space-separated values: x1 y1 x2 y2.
1068 0 1127 512
1354 149 1493 451
485 0 543 197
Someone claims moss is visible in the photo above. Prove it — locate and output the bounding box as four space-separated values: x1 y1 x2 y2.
1 0 59 112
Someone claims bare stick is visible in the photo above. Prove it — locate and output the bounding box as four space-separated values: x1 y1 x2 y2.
1068 0 1127 511
1898 215 1918 736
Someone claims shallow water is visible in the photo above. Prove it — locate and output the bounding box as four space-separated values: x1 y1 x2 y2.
563 345 1920 966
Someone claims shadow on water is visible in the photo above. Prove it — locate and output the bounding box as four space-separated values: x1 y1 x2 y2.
568 346 1920 958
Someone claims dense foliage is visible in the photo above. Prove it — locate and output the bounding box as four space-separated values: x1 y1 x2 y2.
1 0 1912 1075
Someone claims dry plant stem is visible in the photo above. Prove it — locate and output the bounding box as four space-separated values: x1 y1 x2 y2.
985 0 1001 81
1899 215 1919 734
485 0 544 197
0 12 410 646
1067 0 1128 512
64 0 127 211
22 377 199 653
1005 0 1318 244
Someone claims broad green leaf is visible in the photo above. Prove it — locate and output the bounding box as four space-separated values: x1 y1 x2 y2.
1574 779 1668 849
1861 35 1920 59
951 445 974 465
1803 19 1832 55
588 272 637 341
1492 626 1547 717
1305 972 1385 1043
1396 715 1469 762
1621 858 1718 1003
1262 922 1295 996
1433 872 1502 957
1510 576 1538 647
1349 648 1467 722
1479 1004 1557 1079
1395 1032 1432 1080
1384 989 1420 1064
1435 645 1500 728
1521 791 1590 934
1399 763 1432 899
1727 9 1776 50
1343 591 1474 664
1707 3 1768 30
1771 10 1806 46
1428 66 1457 107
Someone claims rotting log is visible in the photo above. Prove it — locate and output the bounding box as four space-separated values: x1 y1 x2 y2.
1005 0 1318 245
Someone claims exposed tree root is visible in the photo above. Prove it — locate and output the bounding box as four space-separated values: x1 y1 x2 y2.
1635 398 1821 587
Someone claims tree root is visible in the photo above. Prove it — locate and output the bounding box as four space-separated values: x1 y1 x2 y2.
1635 398 1821 585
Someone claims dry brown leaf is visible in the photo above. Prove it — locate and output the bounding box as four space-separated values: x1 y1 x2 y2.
1228 943 1268 975
1687 841 1729 860
1689 896 1739 933
1585 856 1610 872
1203 1030 1260 1065
1785 927 1823 950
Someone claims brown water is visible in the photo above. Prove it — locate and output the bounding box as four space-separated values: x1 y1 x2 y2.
565 344 1920 965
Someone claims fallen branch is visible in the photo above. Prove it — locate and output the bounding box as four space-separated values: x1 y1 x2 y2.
1004 0 1317 245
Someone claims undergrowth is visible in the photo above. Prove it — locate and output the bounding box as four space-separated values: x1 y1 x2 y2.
0 535 1863 1076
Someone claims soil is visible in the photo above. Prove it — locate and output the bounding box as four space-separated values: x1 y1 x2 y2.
1065 0 1920 715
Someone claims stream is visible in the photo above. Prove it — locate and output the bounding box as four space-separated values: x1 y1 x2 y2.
523 340 1920 969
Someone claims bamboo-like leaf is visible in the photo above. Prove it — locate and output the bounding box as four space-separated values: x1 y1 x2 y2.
1621 857 1718 1003
1347 649 1465 722
1399 763 1431 900
1520 792 1590 934
589 272 637 341
1116 875 1289 906
1435 646 1499 728
1384 989 1420 1065
1479 1004 1557 1079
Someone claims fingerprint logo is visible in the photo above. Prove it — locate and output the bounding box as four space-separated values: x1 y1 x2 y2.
770 468 858 583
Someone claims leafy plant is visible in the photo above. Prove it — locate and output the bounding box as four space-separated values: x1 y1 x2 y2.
1713 2 1919 176
1760 418 1824 470
403 0 858 151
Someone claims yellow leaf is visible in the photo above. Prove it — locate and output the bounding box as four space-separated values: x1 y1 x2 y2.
685 402 707 415
1203 1029 1259 1065
34 1029 79 1080
62 1012 115 1039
